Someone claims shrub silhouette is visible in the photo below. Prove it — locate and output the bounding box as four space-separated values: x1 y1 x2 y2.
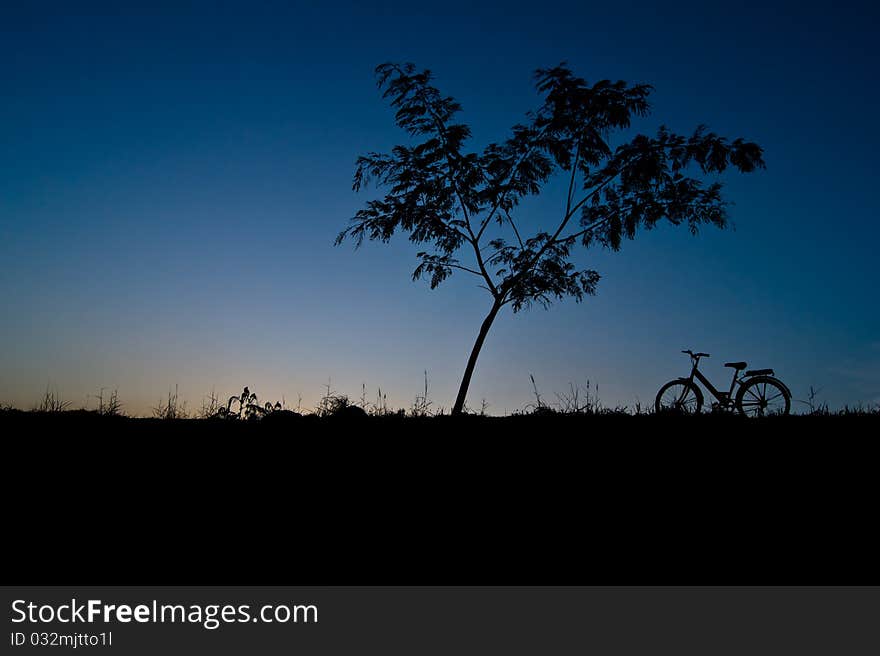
218 386 284 420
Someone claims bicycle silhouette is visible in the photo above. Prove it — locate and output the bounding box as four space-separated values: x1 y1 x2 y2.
655 350 791 416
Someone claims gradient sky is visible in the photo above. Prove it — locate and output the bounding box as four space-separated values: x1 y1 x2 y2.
2 0 878 415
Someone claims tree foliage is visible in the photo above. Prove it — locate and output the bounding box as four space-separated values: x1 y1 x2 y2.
337 62 764 313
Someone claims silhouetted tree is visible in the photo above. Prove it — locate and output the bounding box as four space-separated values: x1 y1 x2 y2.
337 63 765 415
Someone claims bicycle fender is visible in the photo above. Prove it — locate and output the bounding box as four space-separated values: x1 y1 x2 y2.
752 376 791 399
741 375 792 401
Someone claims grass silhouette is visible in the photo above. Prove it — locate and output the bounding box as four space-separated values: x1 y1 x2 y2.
2 375 876 440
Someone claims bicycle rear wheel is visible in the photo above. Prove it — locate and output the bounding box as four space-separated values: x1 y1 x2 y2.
735 377 791 417
655 380 702 415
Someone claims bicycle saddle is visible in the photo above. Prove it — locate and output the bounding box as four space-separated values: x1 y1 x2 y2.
724 361 748 370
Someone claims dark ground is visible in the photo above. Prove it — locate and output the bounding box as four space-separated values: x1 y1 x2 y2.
3 406 878 436
4 409 877 585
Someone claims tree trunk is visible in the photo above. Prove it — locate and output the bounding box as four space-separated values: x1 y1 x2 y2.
451 300 502 415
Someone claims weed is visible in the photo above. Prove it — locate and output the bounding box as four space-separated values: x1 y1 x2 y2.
153 385 188 420
199 388 223 419
797 385 829 415
35 385 71 413
410 370 433 417
91 388 124 416
371 387 390 416
555 380 601 414
525 374 548 413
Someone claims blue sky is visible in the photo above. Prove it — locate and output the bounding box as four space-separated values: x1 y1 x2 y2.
1 0 878 414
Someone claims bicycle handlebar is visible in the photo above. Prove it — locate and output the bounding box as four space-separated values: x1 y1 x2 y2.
682 350 710 358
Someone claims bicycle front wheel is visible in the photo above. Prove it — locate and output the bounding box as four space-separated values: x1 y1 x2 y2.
655 380 703 415
735 377 791 417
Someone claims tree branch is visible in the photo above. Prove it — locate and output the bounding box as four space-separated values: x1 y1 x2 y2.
395 66 499 297
564 143 581 221
446 263 484 277
556 216 613 244
466 227 498 297
504 208 525 249
498 167 621 301
475 120 551 243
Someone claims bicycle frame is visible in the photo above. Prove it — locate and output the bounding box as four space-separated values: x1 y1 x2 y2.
687 358 739 406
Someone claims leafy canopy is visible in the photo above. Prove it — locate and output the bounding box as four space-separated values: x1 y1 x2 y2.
337 63 764 311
